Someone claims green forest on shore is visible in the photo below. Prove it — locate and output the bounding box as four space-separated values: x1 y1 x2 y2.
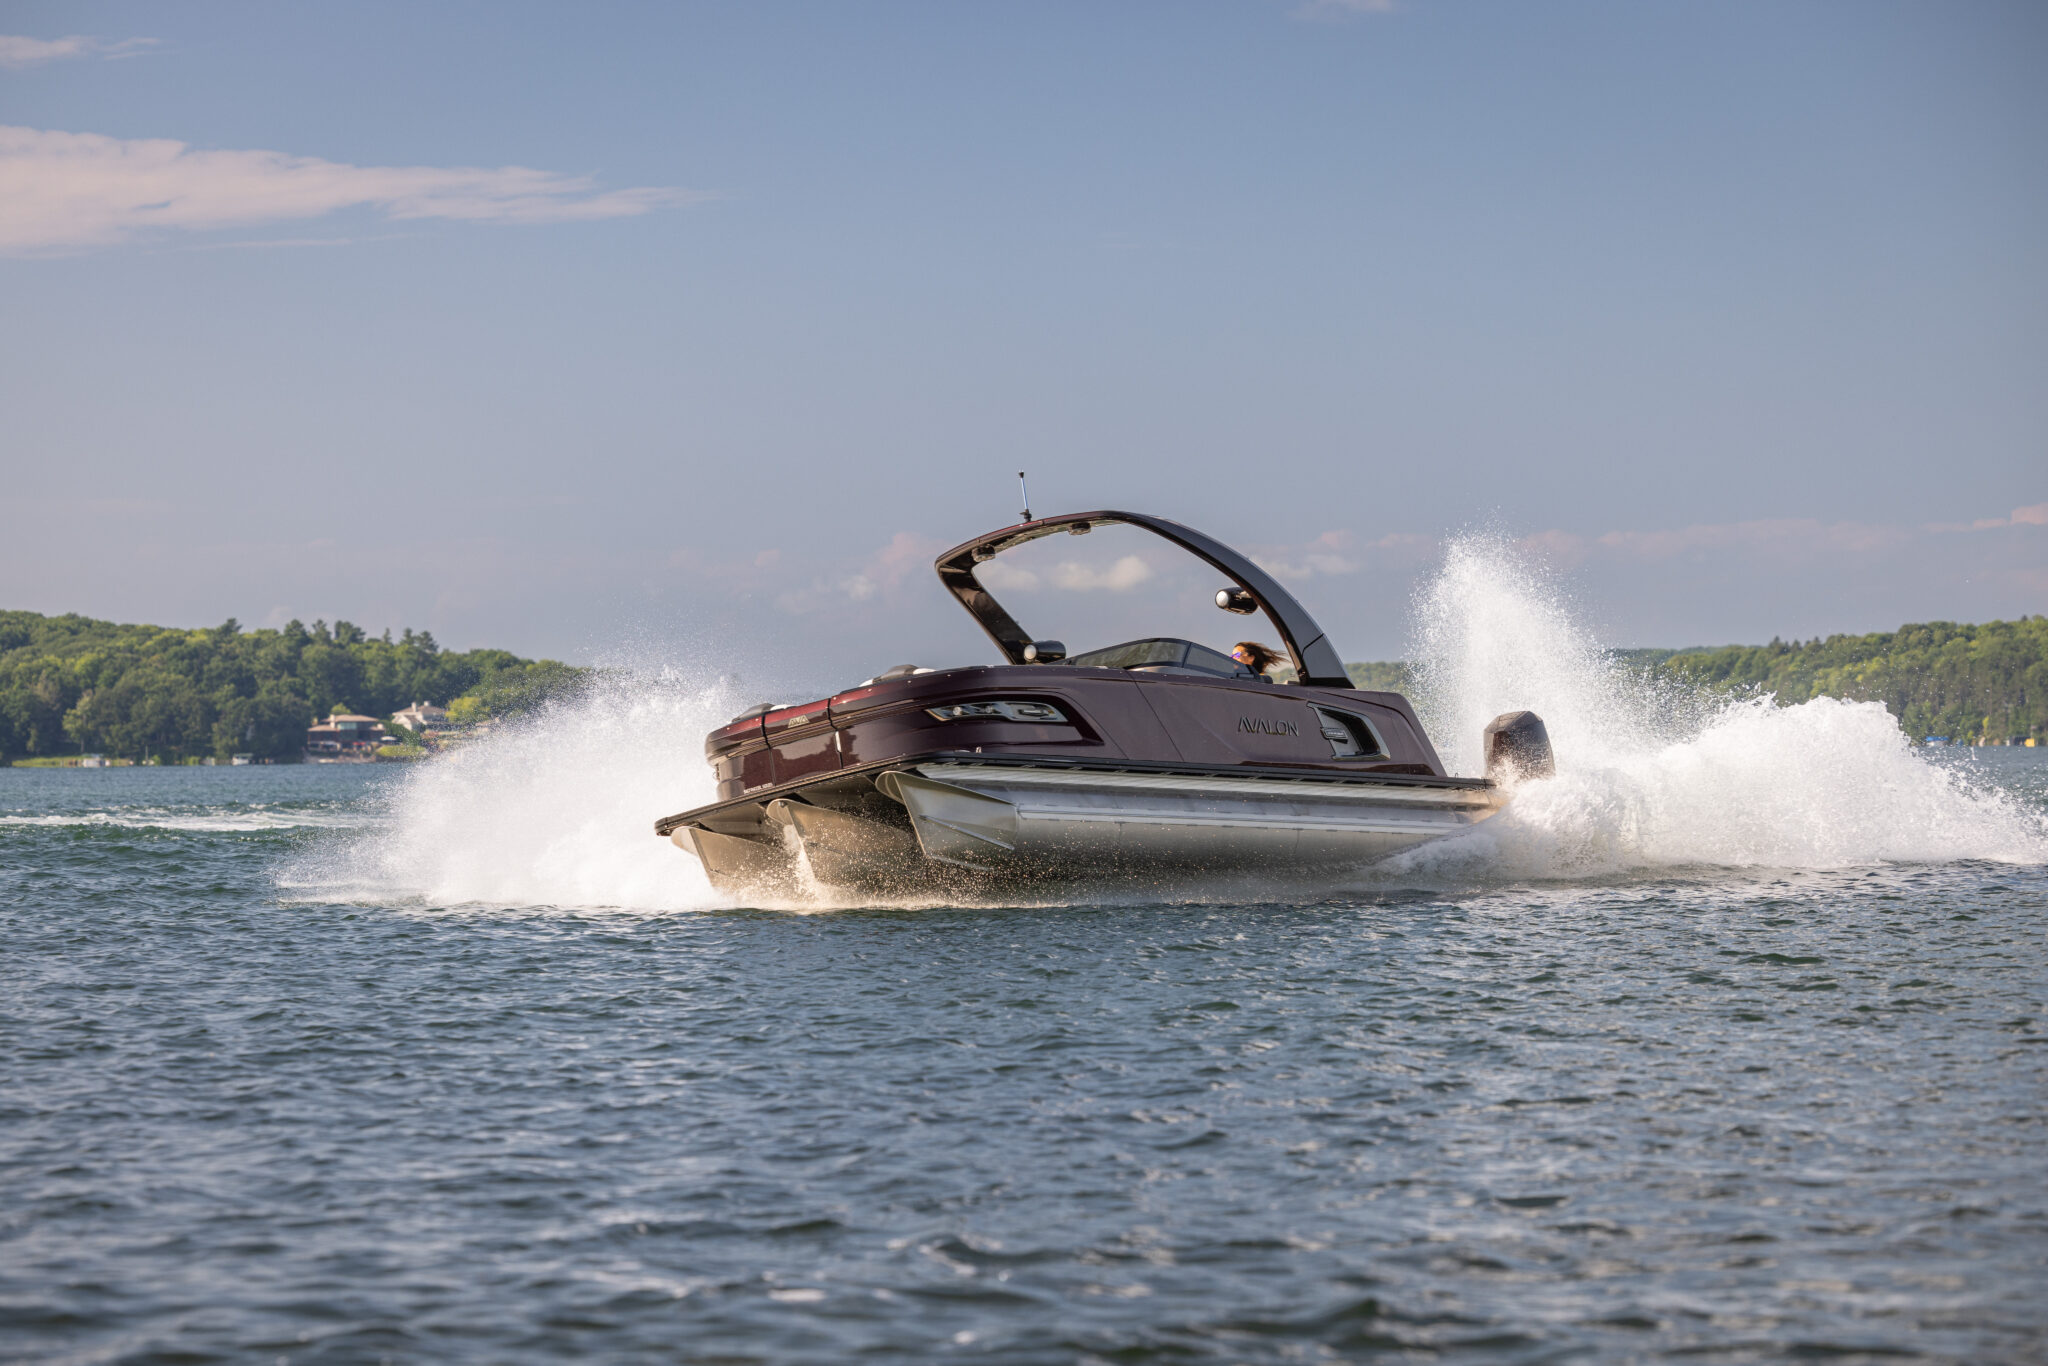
1346 616 2047 744
2 609 2041 764
0 611 582 763
1654 618 2046 743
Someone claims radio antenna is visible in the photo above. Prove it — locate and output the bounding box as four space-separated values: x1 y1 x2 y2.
1018 470 1031 523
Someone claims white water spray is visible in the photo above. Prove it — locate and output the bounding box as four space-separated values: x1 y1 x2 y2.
1392 536 2048 877
282 669 742 911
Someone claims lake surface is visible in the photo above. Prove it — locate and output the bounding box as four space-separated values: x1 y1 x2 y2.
4 754 2046 1364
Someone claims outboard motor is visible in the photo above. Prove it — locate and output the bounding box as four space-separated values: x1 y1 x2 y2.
1483 710 1554 782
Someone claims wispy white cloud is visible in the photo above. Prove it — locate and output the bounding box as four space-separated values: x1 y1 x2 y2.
1506 517 1918 570
977 555 1155 593
1254 529 1362 580
179 232 416 251
774 531 946 614
0 34 158 69
0 125 699 255
1589 517 1909 561
867 531 945 590
1548 503 2047 564
1926 501 2048 533
977 560 1039 592
1053 554 1154 592
1251 503 2045 588
1253 529 1433 581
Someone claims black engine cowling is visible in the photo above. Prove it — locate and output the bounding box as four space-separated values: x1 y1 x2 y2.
1483 710 1554 782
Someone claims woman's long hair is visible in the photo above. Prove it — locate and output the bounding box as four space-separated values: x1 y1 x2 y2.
1233 641 1285 676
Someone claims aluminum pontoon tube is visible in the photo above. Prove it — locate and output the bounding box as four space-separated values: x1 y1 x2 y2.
876 763 1500 874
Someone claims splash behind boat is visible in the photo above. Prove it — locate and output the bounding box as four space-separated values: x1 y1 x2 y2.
655 510 1550 899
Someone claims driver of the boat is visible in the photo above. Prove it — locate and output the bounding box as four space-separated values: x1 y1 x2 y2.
1232 641 1284 679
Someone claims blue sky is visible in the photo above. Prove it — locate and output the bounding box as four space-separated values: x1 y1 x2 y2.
2 1 2042 685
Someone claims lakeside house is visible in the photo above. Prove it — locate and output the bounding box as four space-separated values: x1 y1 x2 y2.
305 713 390 759
391 701 450 733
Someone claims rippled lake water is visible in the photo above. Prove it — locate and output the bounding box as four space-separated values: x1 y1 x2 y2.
3 754 2046 1364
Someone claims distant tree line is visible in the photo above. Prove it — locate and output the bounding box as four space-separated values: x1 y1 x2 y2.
0 610 584 763
1344 660 1415 694
1655 617 2047 743
1345 617 2046 743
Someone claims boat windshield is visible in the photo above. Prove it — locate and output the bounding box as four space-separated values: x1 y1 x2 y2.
1066 638 1253 678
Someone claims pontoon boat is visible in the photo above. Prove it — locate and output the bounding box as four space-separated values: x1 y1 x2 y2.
655 511 1550 899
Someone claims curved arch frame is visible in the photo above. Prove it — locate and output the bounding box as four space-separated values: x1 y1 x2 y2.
933 510 1353 688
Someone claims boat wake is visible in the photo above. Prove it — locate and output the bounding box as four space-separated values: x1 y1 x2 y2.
281 540 2046 912
1 807 358 833
1383 536 2048 880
